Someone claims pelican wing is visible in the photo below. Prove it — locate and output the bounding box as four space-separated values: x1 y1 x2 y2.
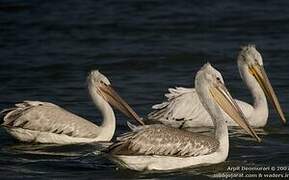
147 87 254 127
147 87 209 127
108 124 219 157
1 101 100 138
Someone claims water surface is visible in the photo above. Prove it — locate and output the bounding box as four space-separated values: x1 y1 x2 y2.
1 0 289 179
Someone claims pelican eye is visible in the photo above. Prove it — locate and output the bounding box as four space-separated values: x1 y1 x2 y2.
216 77 221 81
100 81 106 86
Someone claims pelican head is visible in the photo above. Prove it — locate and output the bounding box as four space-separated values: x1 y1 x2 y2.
88 70 111 86
239 44 263 65
196 63 261 142
238 45 286 125
88 70 144 125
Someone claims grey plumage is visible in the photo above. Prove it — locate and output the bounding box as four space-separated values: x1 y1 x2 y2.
107 124 219 157
1 101 101 139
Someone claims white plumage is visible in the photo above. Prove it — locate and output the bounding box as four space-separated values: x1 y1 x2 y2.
1 71 143 144
107 63 260 171
148 45 286 128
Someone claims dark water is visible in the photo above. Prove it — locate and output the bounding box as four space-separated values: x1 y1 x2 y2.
1 0 289 179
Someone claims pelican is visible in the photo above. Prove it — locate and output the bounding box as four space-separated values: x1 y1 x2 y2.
0 70 144 144
148 45 286 128
106 63 261 171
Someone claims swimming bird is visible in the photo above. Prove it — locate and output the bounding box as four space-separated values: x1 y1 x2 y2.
1 70 144 144
106 63 261 171
148 45 286 128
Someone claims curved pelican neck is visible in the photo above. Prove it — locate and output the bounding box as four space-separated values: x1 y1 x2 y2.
195 82 229 155
238 61 268 125
88 83 116 140
207 99 229 154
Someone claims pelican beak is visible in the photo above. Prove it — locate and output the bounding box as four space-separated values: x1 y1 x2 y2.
210 83 261 142
98 82 145 126
249 64 286 125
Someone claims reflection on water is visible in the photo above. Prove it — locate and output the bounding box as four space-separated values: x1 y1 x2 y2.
1 0 289 179
1 125 289 179
3 142 111 156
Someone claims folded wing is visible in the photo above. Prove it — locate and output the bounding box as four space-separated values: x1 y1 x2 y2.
108 124 219 157
1 101 100 138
